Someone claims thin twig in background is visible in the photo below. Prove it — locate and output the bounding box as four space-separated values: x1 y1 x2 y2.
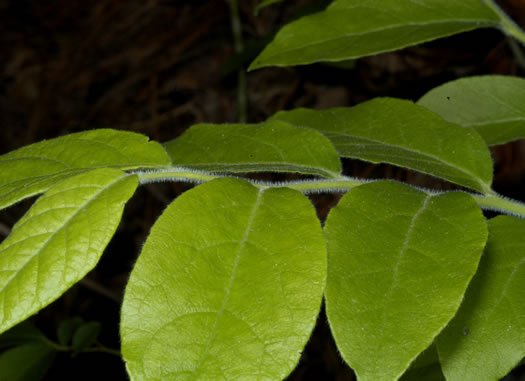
79 277 121 304
507 37 525 71
226 0 248 123
0 222 10 237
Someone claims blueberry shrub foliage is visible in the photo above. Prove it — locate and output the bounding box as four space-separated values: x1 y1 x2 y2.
1 0 525 380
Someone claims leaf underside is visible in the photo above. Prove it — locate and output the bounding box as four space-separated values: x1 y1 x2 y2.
324 181 488 381
0 168 138 334
270 98 493 192
437 216 525 381
400 345 445 381
250 0 499 69
163 120 342 178
121 178 327 380
418 75 525 146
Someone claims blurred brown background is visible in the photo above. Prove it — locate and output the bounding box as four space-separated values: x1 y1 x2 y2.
1 0 525 379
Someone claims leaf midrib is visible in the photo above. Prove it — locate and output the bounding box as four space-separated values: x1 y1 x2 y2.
181 162 340 178
190 188 265 379
0 172 126 299
462 116 525 127
276 119 490 191
258 18 498 63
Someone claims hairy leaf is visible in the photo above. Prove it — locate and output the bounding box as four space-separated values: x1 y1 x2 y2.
271 98 493 192
164 120 342 178
122 178 326 380
0 129 169 211
324 181 488 381
0 168 138 334
418 75 525 145
250 0 498 69
437 216 525 380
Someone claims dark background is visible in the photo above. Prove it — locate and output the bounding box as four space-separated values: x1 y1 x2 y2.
1 0 525 380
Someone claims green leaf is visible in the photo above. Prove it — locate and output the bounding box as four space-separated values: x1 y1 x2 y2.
57 317 84 346
163 120 342 178
400 345 445 381
0 343 56 381
249 0 499 69
324 181 488 381
271 98 493 192
71 321 101 353
418 75 525 146
0 129 169 211
436 215 525 381
0 168 138 334
256 0 284 12
122 178 326 380
0 321 47 349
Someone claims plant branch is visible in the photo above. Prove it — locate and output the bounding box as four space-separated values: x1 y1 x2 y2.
137 168 218 184
226 0 247 123
472 192 525 218
0 222 11 237
134 168 525 218
507 37 525 70
79 277 121 303
82 343 122 357
482 0 525 45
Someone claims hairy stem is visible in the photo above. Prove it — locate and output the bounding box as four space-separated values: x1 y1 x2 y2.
135 168 525 218
482 0 525 45
472 192 525 217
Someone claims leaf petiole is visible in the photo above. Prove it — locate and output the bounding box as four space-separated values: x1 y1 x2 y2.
135 168 525 218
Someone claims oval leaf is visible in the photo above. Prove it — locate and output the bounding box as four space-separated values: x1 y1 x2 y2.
400 345 445 381
121 178 326 380
0 343 56 381
0 168 138 334
57 317 84 346
0 129 169 211
324 181 488 381
72 321 101 353
0 322 47 349
271 98 493 192
436 216 525 381
418 75 525 145
163 120 342 178
249 0 498 69
256 0 284 12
